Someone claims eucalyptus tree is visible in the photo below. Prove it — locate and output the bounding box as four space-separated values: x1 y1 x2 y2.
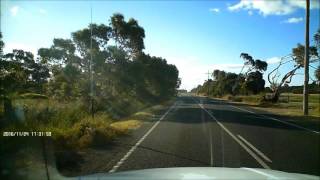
267 30 319 102
315 66 320 83
1 48 49 121
239 53 268 94
36 13 179 108
0 32 4 56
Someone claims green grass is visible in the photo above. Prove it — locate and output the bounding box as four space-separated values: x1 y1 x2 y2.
52 113 122 149
1 98 88 131
19 93 48 99
1 96 173 150
280 93 320 103
0 96 175 179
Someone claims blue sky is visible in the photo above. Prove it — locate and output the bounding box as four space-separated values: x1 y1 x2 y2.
1 0 319 90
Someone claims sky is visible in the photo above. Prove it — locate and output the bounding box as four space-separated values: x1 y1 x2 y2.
1 0 319 91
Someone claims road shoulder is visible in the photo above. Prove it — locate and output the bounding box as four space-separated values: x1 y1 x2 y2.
209 97 320 133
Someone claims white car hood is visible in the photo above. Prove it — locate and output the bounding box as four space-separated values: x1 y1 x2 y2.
77 167 319 180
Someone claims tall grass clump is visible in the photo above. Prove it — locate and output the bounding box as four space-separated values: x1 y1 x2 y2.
52 113 122 149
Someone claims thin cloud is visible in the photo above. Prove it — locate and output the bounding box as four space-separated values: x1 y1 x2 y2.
283 17 303 24
212 63 244 69
266 57 281 64
209 8 220 13
10 6 19 16
227 0 319 16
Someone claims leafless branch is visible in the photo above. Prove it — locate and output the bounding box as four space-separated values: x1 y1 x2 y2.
267 54 292 90
309 64 318 69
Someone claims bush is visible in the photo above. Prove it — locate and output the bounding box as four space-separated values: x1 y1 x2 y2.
11 99 88 130
3 96 163 151
103 95 146 119
53 113 121 150
292 88 302 94
228 96 243 102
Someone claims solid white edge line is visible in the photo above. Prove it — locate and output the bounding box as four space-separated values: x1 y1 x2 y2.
242 168 278 179
108 102 177 173
230 105 320 134
237 135 272 163
196 101 271 169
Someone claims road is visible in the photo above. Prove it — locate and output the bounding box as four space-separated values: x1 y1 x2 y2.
107 95 320 176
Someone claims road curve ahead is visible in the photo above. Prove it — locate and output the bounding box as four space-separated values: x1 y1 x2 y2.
110 96 320 176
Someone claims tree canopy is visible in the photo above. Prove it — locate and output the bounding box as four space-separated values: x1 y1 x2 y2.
1 13 180 117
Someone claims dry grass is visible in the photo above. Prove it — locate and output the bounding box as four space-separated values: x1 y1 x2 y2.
51 113 121 149
218 93 320 120
250 104 319 120
1 97 173 151
52 102 169 149
131 111 153 120
111 120 142 132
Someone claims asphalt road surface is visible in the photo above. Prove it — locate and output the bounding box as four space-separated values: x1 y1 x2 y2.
107 95 320 176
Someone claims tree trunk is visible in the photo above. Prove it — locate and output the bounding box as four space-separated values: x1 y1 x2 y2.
271 90 280 103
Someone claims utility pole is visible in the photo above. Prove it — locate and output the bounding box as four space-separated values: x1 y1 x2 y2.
303 0 310 115
90 5 95 119
205 70 211 97
204 70 214 166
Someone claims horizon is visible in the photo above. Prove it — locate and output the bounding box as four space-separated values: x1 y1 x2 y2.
1 0 320 91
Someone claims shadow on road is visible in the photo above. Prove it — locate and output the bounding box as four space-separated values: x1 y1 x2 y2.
116 142 210 166
165 96 319 133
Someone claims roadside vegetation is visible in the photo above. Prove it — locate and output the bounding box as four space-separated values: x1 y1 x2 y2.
192 29 320 119
0 99 170 179
1 13 180 143
222 93 319 118
0 13 180 178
